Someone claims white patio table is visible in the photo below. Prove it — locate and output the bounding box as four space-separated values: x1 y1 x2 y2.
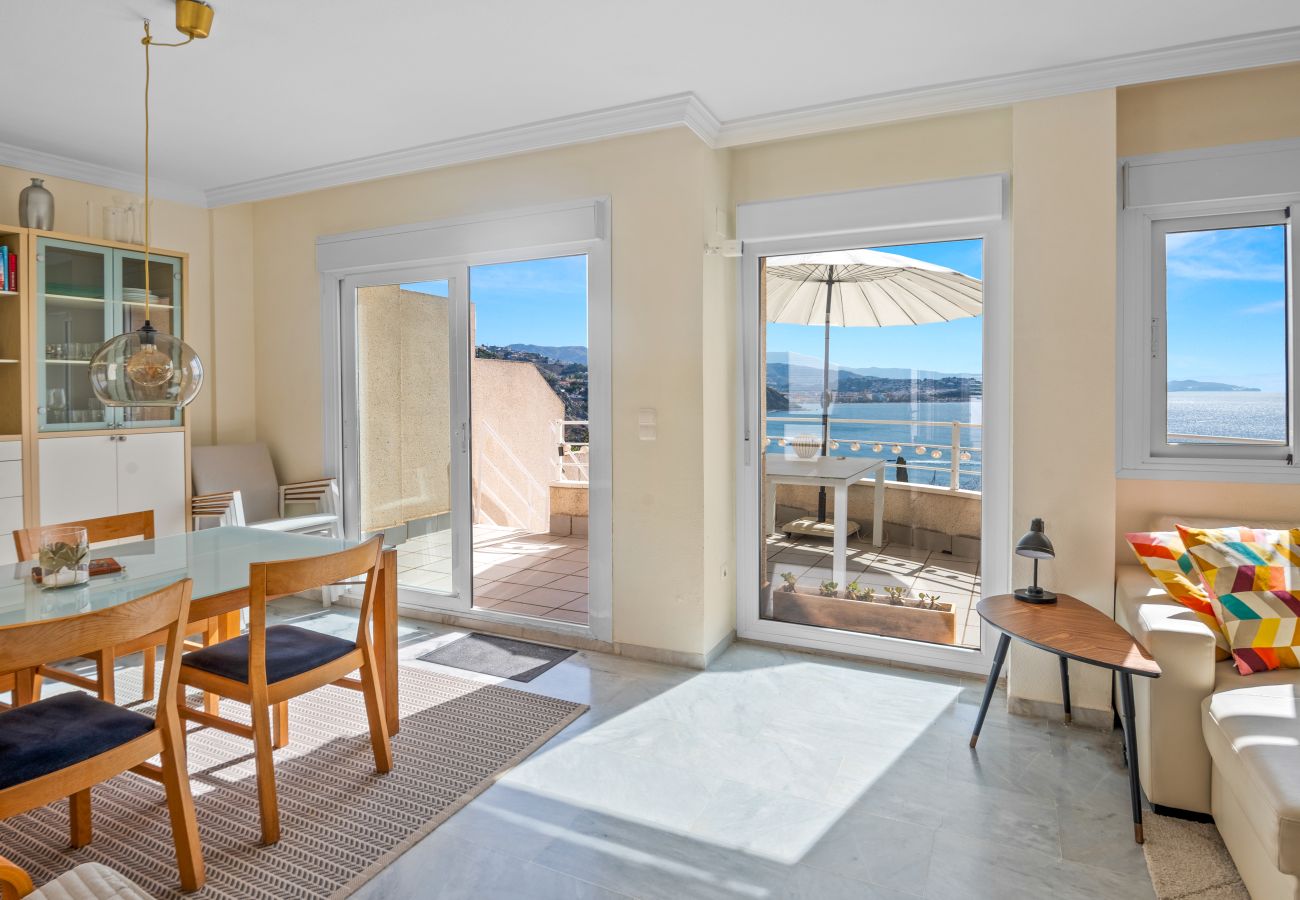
764 456 887 588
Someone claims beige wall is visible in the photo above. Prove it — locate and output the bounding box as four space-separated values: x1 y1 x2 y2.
248 127 732 659
1008 91 1118 715
471 358 564 534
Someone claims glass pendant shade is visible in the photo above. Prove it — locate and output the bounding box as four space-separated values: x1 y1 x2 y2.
89 323 203 408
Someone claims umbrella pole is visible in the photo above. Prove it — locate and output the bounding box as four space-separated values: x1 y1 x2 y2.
817 266 833 522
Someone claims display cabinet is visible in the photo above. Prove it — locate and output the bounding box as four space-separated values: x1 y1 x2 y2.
35 236 184 431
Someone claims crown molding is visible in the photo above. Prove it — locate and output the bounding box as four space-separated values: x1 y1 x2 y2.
713 26 1300 147
0 140 208 207
205 93 721 207
2 27 1296 209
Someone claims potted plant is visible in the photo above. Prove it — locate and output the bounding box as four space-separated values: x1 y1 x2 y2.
845 580 863 601
885 586 907 606
819 580 838 597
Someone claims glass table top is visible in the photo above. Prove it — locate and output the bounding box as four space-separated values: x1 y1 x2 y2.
0 526 355 628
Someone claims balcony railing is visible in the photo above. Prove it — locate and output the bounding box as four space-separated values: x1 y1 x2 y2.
554 419 590 484
765 416 982 492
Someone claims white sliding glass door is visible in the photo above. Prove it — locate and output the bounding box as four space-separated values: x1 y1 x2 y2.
340 264 473 614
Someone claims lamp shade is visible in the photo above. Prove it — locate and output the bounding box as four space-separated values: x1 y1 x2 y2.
1015 517 1055 560
89 325 204 408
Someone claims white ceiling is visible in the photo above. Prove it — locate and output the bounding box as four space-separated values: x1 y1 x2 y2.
2 0 1299 205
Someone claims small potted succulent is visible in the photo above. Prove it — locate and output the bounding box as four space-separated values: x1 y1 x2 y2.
845 580 864 601
819 580 838 597
779 572 798 592
917 592 941 610
885 586 907 606
38 526 90 588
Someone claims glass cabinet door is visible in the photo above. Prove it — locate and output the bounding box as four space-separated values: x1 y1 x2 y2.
114 249 183 428
36 238 113 431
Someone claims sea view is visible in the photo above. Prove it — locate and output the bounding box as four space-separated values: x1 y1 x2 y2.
765 392 1286 491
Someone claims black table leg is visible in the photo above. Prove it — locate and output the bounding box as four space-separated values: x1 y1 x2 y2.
1119 672 1144 843
1059 655 1072 723
970 632 1011 748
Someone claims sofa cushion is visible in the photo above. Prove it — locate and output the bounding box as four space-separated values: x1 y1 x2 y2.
1127 531 1230 659
1179 525 1300 675
1204 679 1300 876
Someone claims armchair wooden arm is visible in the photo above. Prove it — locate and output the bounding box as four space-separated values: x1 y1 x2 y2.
0 853 34 899
191 490 246 529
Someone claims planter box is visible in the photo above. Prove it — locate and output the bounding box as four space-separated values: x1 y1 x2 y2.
771 589 957 645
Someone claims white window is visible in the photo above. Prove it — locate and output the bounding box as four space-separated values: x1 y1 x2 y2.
1119 141 1300 481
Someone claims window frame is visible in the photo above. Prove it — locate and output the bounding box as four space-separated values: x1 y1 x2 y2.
1118 139 1300 483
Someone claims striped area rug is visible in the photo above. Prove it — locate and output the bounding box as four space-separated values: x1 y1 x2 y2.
0 666 586 899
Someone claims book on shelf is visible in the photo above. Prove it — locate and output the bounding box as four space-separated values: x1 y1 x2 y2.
0 246 13 292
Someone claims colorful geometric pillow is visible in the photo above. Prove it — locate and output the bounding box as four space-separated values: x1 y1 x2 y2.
1126 531 1230 660
1176 525 1300 675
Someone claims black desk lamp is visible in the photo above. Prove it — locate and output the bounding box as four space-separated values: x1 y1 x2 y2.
1014 517 1057 603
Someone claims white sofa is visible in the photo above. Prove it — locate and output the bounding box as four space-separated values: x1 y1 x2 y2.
1117 517 1300 900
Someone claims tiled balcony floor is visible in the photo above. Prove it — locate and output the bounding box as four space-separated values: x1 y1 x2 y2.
395 526 589 625
765 533 982 648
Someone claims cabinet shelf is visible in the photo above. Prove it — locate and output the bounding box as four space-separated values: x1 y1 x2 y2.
0 359 19 365
45 358 90 365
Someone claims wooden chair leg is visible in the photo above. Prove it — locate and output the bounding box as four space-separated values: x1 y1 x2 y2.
272 702 289 749
141 645 157 703
359 659 393 773
249 702 281 845
158 722 205 892
69 789 92 849
95 649 116 704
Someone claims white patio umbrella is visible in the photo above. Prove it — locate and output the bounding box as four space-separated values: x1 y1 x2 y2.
765 248 982 519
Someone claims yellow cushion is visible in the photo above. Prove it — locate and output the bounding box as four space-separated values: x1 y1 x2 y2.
1126 530 1229 660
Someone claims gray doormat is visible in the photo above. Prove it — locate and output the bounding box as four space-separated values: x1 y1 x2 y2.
418 632 577 682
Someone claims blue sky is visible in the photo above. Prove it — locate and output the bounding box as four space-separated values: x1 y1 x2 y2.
1165 224 1286 392
404 254 589 348
766 239 985 376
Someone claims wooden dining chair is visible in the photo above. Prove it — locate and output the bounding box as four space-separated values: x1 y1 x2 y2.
13 511 215 704
177 536 392 845
0 579 204 893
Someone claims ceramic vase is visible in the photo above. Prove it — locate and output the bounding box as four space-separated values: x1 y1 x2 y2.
19 177 54 230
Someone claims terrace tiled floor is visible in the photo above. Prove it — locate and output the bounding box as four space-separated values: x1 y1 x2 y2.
395 525 589 625
766 533 982 648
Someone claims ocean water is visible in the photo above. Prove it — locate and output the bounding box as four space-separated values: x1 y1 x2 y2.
1166 392 1286 443
764 393 1286 491
766 400 983 490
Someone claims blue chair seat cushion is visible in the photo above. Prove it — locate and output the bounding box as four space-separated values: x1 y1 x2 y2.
0 692 155 790
182 624 357 684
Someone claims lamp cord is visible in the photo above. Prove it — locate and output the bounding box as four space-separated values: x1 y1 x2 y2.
140 21 191 327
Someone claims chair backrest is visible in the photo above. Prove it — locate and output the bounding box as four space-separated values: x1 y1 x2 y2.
13 510 156 562
192 443 280 525
244 537 384 684
0 580 192 710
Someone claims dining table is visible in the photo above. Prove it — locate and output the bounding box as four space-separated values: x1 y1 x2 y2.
0 526 401 734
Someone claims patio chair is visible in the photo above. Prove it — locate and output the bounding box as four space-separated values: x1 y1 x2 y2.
0 580 204 893
12 511 217 704
176 536 392 845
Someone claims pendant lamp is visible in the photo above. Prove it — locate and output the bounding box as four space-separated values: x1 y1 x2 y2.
90 2 212 409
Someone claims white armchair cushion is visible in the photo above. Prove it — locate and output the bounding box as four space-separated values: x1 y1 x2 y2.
191 443 281 525
250 513 340 534
29 863 153 900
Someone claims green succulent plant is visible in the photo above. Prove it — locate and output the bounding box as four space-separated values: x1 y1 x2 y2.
779 572 797 591
819 580 838 597
885 585 907 605
39 540 88 572
845 580 863 600
917 592 942 610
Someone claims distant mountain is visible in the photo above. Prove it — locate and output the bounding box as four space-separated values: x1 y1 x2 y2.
506 343 587 365
1168 380 1259 393
766 351 976 381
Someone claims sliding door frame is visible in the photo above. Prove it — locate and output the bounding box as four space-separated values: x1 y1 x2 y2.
735 175 1010 675
318 198 613 642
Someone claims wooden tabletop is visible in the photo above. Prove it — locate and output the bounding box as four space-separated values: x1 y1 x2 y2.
977 593 1161 678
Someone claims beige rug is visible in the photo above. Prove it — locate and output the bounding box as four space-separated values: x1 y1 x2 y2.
0 666 586 899
1142 814 1249 899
